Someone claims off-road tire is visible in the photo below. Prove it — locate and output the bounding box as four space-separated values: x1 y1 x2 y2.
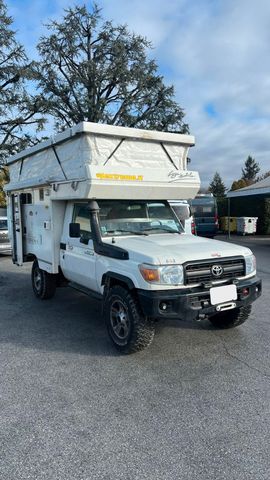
209 305 252 329
104 285 155 354
31 259 56 300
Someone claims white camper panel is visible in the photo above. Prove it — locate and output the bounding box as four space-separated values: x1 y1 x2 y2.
13 196 66 273
6 122 200 200
22 204 52 269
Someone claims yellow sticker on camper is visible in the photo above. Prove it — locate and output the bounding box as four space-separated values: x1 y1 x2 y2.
96 173 143 181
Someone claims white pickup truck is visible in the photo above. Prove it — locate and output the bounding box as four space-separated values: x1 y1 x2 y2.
5 122 261 353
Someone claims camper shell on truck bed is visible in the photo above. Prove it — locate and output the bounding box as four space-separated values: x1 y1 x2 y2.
5 122 199 271
7 122 199 200
5 122 261 354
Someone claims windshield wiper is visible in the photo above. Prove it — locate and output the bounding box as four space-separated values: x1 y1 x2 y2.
142 226 181 234
106 229 148 236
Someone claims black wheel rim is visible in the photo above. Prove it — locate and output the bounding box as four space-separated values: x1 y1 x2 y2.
110 299 130 342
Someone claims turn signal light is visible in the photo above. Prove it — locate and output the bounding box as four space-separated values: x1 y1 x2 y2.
139 266 160 282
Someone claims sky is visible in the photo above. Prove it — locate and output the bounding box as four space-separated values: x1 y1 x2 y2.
5 0 270 187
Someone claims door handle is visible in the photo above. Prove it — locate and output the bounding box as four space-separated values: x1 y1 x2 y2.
84 250 94 256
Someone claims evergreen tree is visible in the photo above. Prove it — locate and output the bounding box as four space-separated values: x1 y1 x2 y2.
0 0 45 164
209 172 226 197
241 156 260 182
34 4 188 132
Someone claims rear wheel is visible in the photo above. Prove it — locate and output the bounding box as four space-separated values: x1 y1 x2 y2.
209 305 252 329
104 286 155 354
31 259 56 300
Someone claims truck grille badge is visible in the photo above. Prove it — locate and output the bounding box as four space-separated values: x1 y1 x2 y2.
211 265 224 277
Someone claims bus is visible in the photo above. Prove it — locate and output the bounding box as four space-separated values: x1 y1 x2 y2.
189 194 218 238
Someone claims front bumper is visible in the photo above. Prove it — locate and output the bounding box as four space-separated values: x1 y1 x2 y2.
137 276 262 321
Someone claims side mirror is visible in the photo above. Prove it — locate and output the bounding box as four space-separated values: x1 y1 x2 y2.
69 223 80 238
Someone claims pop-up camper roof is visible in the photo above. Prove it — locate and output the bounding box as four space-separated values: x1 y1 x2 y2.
6 122 200 200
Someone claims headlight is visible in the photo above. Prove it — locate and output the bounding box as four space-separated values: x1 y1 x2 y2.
139 264 184 285
245 254 256 276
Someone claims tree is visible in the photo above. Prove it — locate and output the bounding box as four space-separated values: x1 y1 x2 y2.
255 170 270 183
241 156 260 182
208 172 226 197
0 165 9 206
0 0 45 165
34 4 188 132
230 178 249 191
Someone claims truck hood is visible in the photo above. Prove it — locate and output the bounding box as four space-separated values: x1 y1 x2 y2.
104 234 252 265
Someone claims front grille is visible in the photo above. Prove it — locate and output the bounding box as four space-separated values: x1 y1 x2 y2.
184 257 245 285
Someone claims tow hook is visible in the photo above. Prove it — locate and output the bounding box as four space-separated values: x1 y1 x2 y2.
216 302 236 312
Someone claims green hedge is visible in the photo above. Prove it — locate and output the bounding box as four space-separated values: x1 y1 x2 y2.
216 195 270 234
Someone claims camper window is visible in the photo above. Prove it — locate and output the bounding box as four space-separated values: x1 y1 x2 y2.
21 193 32 204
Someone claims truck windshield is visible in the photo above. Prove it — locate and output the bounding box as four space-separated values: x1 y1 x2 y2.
98 200 184 236
0 219 8 230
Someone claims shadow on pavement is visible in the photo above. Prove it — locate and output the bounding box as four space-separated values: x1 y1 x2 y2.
0 267 223 357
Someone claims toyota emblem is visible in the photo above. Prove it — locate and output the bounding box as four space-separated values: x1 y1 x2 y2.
211 264 224 277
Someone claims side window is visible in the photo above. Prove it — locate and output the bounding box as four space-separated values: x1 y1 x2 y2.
73 204 92 244
148 204 168 219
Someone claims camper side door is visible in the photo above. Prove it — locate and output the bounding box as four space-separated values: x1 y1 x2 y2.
60 203 98 291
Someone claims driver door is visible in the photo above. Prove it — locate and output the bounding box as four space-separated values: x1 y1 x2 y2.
61 204 98 291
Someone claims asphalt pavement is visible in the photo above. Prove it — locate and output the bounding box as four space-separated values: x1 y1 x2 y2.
0 236 269 480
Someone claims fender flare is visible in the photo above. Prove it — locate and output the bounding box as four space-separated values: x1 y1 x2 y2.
101 272 136 291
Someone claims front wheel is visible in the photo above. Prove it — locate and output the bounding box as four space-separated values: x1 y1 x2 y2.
104 286 155 354
209 305 252 329
31 260 56 300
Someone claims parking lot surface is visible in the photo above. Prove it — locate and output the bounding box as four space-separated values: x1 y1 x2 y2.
0 236 269 480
